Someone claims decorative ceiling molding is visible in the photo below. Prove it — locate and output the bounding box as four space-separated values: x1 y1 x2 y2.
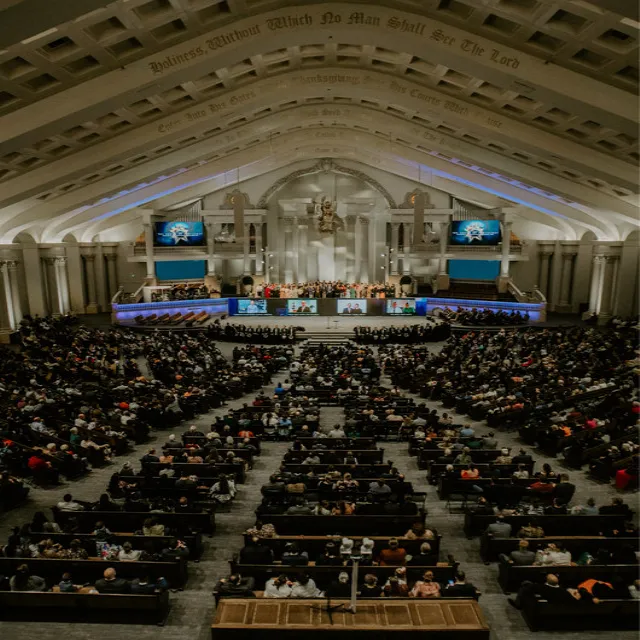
256 158 398 209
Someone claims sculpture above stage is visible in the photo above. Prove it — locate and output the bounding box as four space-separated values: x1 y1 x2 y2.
314 196 344 234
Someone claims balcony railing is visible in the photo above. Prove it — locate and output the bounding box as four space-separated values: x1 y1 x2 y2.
411 244 522 254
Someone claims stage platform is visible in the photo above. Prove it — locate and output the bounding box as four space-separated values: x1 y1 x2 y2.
113 295 545 329
211 598 490 639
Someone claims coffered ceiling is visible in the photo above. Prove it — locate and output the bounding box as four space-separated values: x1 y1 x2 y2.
0 0 637 241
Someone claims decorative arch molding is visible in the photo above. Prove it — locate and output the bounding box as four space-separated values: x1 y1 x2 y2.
256 158 397 209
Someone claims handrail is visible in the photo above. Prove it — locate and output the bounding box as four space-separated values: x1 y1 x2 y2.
110 286 124 305
507 280 528 302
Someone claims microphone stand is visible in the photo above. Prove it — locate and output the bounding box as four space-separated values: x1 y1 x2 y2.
310 555 360 623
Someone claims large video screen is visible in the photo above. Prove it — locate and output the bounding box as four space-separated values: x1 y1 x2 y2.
386 299 416 315
237 299 268 315
337 300 367 315
287 299 318 315
450 220 501 246
154 221 205 247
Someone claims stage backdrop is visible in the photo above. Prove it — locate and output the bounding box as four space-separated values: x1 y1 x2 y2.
448 259 500 281
155 260 206 281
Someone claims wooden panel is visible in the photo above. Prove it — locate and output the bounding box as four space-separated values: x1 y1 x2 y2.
252 602 281 625
213 599 490 637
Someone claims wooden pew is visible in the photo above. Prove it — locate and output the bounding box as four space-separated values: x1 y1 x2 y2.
0 556 188 588
497 560 640 593
282 463 390 476
240 534 441 560
521 597 639 632
0 591 170 625
426 462 535 483
481 534 640 563
181 435 261 453
52 508 216 535
283 450 384 464
255 514 421 536
463 513 627 538
227 562 456 591
143 462 246 483
297 437 377 449
437 476 540 500
29 531 204 560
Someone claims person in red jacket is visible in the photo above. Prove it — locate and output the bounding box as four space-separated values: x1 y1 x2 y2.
28 453 58 485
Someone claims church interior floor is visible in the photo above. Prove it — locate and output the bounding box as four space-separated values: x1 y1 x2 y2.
0 342 635 640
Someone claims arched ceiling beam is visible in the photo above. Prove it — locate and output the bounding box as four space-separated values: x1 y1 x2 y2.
0 69 636 217
0 2 635 156
31 129 613 242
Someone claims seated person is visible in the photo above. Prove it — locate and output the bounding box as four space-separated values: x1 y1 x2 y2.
216 573 256 598
264 574 293 598
508 573 576 609
502 539 536 566
291 573 323 598
131 575 169 594
281 542 309 566
94 567 130 594
410 570 441 598
358 573 384 597
328 571 352 597
378 538 407 566
10 564 46 591
442 571 480 600
239 537 274 565
408 542 437 566
534 542 572 566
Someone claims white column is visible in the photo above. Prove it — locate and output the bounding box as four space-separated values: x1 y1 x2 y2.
292 217 300 283
55 257 70 314
558 253 575 307
255 223 264 276
500 221 512 277
283 217 294 282
205 222 215 276
403 223 412 275
243 223 251 275
84 255 98 313
21 245 46 317
65 244 85 313
0 261 15 330
588 255 604 313
43 258 58 315
358 217 370 283
438 222 448 275
598 255 619 322
538 251 552 297
106 254 118 299
297 221 307 282
143 223 155 279
390 223 400 276
7 261 22 326
94 246 107 310
345 215 357 282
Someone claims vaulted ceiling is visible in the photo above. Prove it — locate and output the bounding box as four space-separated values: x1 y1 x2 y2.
0 0 637 242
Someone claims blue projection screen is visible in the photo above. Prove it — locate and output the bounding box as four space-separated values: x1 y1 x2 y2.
155 260 206 281
450 220 501 246
448 260 499 281
154 221 205 246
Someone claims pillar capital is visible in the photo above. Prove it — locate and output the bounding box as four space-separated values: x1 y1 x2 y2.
6 260 19 270
105 253 118 262
83 254 96 262
358 216 370 226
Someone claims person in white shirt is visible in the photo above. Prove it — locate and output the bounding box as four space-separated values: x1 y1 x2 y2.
328 426 346 438
290 574 323 598
117 542 141 561
57 494 84 512
264 575 292 598
535 543 572 566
